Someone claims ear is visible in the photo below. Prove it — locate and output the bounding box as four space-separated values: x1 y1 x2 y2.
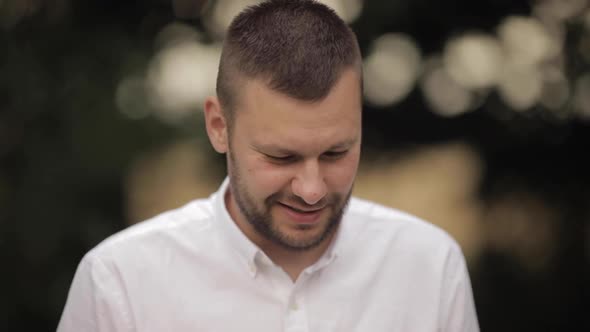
204 96 228 154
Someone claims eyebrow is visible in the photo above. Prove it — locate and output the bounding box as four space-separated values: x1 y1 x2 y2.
252 137 358 155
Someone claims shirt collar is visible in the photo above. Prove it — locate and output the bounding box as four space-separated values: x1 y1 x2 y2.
213 177 261 277
307 206 351 273
213 177 350 277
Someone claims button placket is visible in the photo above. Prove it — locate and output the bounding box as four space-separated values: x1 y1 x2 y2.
284 278 310 332
285 296 308 332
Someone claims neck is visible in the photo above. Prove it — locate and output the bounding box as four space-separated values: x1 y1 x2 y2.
225 189 335 281
260 230 335 281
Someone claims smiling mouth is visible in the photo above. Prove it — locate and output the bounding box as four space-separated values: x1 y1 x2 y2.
276 202 327 224
278 203 324 213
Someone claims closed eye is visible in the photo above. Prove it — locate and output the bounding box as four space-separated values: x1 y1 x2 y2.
322 150 348 160
264 154 297 163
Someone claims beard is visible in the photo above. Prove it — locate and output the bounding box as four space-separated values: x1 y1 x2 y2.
228 151 351 252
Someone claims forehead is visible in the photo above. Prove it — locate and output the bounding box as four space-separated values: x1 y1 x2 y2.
231 69 362 152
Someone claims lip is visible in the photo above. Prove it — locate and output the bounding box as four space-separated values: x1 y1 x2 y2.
278 203 324 224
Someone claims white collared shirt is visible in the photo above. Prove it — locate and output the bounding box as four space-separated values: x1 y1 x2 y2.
58 178 479 331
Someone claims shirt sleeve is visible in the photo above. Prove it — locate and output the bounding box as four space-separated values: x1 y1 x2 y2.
440 243 480 332
57 252 134 332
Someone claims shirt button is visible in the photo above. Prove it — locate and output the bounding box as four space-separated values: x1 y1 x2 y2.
249 263 256 273
291 302 299 311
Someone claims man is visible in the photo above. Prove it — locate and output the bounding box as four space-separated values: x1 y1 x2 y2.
58 0 479 331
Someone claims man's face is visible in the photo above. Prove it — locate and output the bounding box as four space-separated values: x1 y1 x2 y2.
224 69 362 251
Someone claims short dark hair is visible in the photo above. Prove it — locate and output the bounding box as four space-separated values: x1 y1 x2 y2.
216 0 362 121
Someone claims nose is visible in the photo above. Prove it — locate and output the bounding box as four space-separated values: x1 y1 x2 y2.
291 160 327 205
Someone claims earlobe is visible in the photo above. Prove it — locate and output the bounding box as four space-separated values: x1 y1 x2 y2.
204 96 228 154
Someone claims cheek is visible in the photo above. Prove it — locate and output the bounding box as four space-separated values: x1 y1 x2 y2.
246 158 292 194
326 155 360 191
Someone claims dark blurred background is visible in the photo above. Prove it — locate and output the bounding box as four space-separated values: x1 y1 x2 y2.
1 0 589 330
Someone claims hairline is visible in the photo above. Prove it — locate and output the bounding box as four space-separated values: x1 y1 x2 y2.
221 63 363 132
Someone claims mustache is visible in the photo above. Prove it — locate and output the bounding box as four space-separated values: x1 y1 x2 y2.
265 192 335 209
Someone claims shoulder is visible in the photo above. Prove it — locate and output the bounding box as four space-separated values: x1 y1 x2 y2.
346 197 462 255
84 196 217 266
342 197 467 285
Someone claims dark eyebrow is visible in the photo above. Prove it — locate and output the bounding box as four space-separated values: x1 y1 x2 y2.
252 145 296 156
328 138 358 150
252 137 358 155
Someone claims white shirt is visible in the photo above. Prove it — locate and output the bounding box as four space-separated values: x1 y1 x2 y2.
58 178 479 332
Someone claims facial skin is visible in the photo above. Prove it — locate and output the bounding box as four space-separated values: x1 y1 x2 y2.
205 69 362 256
